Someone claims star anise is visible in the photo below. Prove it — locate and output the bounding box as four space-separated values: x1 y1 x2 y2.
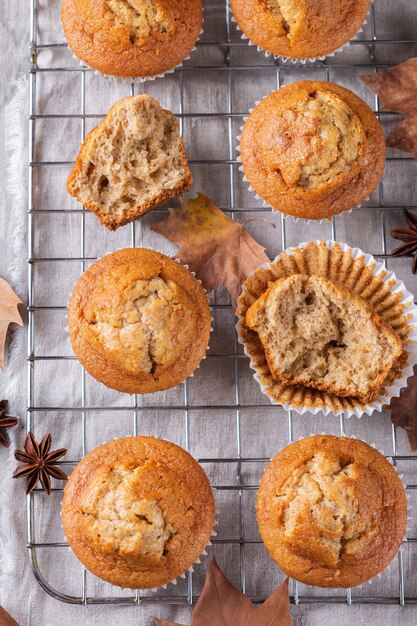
0 400 18 448
391 209 417 273
13 432 68 495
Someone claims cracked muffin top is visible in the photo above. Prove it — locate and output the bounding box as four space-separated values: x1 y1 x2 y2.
68 248 211 394
230 0 370 59
240 81 386 220
257 435 407 588
62 436 215 588
61 0 202 78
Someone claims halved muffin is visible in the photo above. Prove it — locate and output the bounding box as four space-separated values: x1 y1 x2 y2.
246 274 402 403
67 95 192 231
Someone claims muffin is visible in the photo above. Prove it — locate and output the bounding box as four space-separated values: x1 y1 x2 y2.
237 241 417 416
257 435 407 588
246 274 402 404
62 436 215 588
230 0 370 60
67 95 192 231
61 0 203 79
240 81 386 221
68 248 211 394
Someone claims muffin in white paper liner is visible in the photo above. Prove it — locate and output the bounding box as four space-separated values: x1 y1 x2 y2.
61 436 217 593
257 434 409 589
236 240 417 418
230 11 368 65
60 10 204 85
65 247 213 393
235 92 376 225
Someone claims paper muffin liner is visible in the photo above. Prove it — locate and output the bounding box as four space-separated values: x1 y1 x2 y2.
60 14 204 84
230 11 368 65
236 95 371 224
236 240 417 418
65 248 213 386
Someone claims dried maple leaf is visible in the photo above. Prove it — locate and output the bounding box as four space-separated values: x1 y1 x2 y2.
390 372 417 451
151 194 271 309
153 557 293 626
0 277 23 370
361 58 417 157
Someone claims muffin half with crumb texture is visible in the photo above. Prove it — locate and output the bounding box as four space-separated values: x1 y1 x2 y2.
246 274 402 404
62 436 215 588
231 0 370 60
240 81 385 220
258 435 407 588
61 0 203 78
68 248 211 394
67 95 192 231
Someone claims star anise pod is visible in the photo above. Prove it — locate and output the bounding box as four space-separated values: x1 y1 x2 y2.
391 209 417 273
13 432 68 495
0 400 18 448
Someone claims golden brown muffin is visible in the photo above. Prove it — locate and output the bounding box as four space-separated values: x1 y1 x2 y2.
257 435 407 588
246 274 402 404
231 0 370 60
68 248 211 394
67 95 192 231
240 81 385 220
61 0 203 78
62 436 215 588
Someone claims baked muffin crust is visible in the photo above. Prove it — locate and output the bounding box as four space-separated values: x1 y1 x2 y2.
231 0 370 59
68 248 211 394
62 437 215 588
257 435 407 587
61 0 203 78
240 81 386 220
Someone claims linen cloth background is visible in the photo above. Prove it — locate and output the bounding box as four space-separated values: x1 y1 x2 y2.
1 1 417 624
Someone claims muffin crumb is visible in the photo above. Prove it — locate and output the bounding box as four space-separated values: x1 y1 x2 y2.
81 463 175 559
246 274 402 403
259 92 364 189
277 452 377 568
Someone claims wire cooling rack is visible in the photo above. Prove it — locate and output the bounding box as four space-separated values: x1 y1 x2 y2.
27 0 417 609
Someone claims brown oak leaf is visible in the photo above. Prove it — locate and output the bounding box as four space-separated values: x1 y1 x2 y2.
151 194 271 309
153 557 293 626
361 58 417 157
390 371 417 451
0 277 23 370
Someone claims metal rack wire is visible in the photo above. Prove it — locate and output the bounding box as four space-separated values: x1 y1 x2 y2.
27 0 417 608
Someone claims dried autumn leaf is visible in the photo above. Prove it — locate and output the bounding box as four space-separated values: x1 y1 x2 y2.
390 371 417 451
0 277 23 370
153 557 293 626
151 194 271 308
0 606 20 626
361 58 417 157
